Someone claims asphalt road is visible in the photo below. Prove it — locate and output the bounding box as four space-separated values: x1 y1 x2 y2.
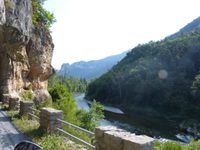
0 110 29 150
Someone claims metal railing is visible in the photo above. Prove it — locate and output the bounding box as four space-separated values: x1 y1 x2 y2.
28 107 40 120
57 118 95 149
27 107 95 149
30 107 40 113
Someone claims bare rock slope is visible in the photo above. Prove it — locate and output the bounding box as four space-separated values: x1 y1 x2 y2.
0 0 54 102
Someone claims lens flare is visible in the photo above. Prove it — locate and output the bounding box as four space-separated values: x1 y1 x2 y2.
158 69 168 79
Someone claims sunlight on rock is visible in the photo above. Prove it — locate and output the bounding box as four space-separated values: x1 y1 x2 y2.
158 69 168 79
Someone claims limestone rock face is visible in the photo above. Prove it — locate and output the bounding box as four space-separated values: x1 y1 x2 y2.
0 0 54 102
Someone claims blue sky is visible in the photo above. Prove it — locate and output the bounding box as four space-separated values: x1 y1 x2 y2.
44 0 200 69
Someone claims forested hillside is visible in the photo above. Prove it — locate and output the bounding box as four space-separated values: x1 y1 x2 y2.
48 75 88 93
86 28 200 122
171 17 200 38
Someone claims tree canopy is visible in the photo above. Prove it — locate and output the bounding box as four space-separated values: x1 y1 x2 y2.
32 0 56 28
48 75 88 93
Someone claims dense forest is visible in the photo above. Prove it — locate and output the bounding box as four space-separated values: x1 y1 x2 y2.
48 75 88 93
86 28 200 124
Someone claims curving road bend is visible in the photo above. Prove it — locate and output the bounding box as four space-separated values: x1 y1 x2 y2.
0 109 29 150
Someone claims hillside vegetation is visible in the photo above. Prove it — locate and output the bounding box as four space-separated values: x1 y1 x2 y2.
86 28 200 123
48 75 88 93
48 76 104 131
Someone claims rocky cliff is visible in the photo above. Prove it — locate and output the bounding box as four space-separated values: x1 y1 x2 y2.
0 0 54 103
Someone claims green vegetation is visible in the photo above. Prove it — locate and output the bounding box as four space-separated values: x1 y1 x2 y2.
49 75 88 93
35 98 52 110
48 81 104 144
32 0 56 28
86 29 200 129
49 84 78 123
6 110 85 150
76 100 104 131
48 83 104 131
154 140 200 150
19 89 33 101
48 79 104 142
154 141 182 150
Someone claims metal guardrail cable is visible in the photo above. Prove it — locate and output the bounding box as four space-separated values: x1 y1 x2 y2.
57 118 94 136
28 113 39 120
57 128 95 149
30 107 41 113
27 107 95 149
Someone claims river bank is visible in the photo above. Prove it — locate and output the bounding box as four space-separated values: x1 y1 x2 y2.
74 93 197 143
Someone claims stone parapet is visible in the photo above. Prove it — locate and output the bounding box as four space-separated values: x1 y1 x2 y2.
2 94 10 104
95 126 154 150
19 101 34 116
9 97 20 110
39 107 63 133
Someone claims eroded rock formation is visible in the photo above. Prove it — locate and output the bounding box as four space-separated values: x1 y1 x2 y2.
0 0 54 103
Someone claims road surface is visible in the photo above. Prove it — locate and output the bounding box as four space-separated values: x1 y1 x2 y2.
0 109 29 150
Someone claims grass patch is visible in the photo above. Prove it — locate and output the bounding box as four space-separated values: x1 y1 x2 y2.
154 140 200 150
154 141 182 150
63 125 94 144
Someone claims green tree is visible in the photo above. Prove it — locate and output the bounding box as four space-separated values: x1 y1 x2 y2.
191 74 200 97
32 0 56 28
76 100 104 131
48 75 88 93
48 82 104 131
49 84 78 123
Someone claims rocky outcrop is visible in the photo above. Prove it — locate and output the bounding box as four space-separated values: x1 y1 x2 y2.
0 0 54 103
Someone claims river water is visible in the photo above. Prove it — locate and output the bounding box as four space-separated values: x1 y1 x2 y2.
74 93 193 142
75 94 116 126
74 94 137 128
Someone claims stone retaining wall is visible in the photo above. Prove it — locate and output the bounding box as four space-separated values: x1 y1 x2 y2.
95 126 154 150
9 97 20 110
19 101 34 115
2 94 10 104
18 104 154 150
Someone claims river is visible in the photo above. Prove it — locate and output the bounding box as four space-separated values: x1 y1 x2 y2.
74 94 116 126
75 94 137 128
74 93 193 143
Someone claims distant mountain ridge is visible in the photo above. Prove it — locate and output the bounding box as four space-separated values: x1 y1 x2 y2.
58 51 128 79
